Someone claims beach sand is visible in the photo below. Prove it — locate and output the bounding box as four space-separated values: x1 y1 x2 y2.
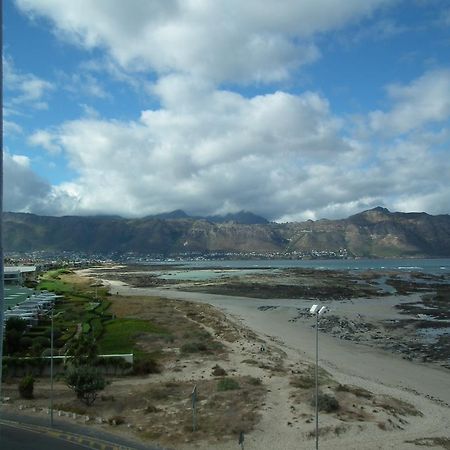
95 276 450 450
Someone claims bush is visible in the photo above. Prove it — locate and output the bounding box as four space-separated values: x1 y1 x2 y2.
108 415 125 426
18 375 35 399
132 357 160 375
180 342 208 354
212 364 227 376
248 376 262 386
217 378 240 391
311 392 340 413
65 365 106 406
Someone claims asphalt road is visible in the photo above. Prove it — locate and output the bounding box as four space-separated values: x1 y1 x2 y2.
0 410 166 450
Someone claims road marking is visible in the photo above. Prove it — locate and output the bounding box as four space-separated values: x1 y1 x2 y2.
0 419 137 449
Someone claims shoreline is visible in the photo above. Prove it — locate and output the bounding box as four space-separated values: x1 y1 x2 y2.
104 280 450 406
63 268 450 449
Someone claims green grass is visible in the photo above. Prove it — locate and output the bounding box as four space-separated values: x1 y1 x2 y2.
98 319 168 354
39 279 75 294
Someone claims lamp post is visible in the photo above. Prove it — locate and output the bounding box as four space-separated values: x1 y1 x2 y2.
309 304 327 450
50 306 54 427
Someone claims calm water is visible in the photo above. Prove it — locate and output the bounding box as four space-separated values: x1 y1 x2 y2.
149 258 450 275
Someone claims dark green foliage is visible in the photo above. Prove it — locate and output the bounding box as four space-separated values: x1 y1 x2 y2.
4 318 28 355
65 334 99 366
18 375 35 399
217 378 240 391
65 365 106 406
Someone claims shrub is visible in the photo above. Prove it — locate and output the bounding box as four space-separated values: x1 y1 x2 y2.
212 364 227 376
181 342 208 354
217 378 240 391
336 384 373 399
310 392 340 413
248 376 262 386
132 357 160 375
18 375 35 399
108 415 125 426
65 365 107 406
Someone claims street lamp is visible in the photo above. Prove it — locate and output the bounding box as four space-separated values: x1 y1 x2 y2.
309 304 327 450
50 305 54 427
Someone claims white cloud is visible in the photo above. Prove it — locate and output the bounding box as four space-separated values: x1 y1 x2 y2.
4 120 23 135
11 154 31 167
7 1 449 221
370 69 450 134
28 129 61 154
26 83 357 219
18 66 449 221
15 0 393 83
59 71 110 99
3 56 54 110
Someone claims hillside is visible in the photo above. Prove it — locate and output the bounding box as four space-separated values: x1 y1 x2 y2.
3 207 450 257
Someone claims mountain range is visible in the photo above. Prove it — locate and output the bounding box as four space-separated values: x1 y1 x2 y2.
3 207 450 258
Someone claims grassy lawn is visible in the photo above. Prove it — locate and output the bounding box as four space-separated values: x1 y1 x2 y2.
99 318 168 354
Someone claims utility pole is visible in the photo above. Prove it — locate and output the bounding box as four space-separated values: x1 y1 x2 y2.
309 304 327 450
0 6 5 401
50 307 54 427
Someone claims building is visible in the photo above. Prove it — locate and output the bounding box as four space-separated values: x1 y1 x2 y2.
4 266 37 285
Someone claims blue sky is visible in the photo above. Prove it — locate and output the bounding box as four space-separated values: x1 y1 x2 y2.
4 0 450 221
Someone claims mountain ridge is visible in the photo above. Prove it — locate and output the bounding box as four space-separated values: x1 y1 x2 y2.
3 207 450 257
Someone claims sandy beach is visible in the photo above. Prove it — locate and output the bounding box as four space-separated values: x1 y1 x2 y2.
94 274 450 450
3 266 449 450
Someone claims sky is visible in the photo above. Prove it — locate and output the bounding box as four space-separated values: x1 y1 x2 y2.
3 0 450 222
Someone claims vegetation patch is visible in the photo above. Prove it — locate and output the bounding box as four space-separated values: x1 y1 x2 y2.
405 437 450 449
290 365 334 389
98 318 167 354
217 377 240 391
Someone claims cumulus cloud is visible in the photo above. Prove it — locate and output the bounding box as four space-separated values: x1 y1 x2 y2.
25 74 449 221
3 153 73 215
15 0 393 83
7 0 450 221
369 69 450 134
27 82 358 218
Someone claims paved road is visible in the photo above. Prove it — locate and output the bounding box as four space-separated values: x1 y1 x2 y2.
0 411 166 450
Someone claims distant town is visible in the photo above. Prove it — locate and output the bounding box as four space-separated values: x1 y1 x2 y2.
5 248 350 268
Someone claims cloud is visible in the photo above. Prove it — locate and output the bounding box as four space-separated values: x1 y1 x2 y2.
59 71 110 99
3 153 58 214
15 0 393 83
28 129 61 154
369 69 450 134
23 74 449 222
3 56 54 111
4 120 23 135
7 1 449 221
26 82 357 219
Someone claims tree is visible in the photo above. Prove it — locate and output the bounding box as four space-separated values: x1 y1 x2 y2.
4 318 28 355
65 365 106 406
18 375 35 399
65 333 106 405
65 333 98 366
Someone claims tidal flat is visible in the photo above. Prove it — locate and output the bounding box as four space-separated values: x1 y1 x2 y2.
93 263 450 369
